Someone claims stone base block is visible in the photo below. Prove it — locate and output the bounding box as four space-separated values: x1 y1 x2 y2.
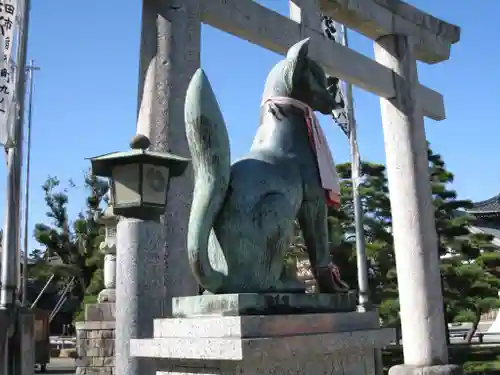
76 302 116 375
76 321 115 358
85 302 115 321
19 308 35 375
131 311 394 375
389 364 463 375
97 289 116 303
172 292 357 317
76 367 115 375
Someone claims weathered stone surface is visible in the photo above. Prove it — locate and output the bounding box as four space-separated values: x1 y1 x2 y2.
374 34 448 365
131 327 393 361
372 0 461 43
154 311 379 338
318 0 455 64
132 305 391 374
290 0 323 33
172 293 357 317
76 356 115 368
97 289 116 303
75 313 116 375
200 0 445 121
155 352 377 375
76 321 115 331
85 303 115 321
138 0 201 312
87 330 114 339
78 343 114 358
76 302 116 375
19 309 35 375
115 219 166 375
76 367 115 375
389 364 463 375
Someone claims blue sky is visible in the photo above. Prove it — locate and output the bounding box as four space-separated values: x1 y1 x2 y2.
0 0 497 252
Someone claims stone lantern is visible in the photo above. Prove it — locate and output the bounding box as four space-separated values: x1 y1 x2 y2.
97 204 118 303
88 134 189 221
86 134 191 375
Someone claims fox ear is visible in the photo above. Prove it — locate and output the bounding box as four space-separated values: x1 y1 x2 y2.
286 38 309 75
287 38 309 87
287 38 310 60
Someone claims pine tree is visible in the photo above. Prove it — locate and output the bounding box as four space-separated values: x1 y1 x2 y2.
33 171 108 319
284 144 498 338
441 257 500 343
329 146 500 333
428 147 499 341
285 162 393 295
429 147 475 257
329 161 396 321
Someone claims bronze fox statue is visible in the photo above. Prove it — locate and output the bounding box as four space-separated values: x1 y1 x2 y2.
185 38 348 294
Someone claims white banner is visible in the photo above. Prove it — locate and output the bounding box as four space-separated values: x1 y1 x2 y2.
0 0 18 147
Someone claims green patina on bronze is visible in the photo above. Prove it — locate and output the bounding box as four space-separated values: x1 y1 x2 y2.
172 293 357 317
184 38 349 295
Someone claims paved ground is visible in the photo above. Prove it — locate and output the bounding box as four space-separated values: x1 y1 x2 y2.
36 358 75 375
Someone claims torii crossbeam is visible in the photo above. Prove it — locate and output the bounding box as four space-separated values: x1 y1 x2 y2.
114 2 462 375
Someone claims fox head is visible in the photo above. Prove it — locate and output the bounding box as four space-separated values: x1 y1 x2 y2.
262 38 337 115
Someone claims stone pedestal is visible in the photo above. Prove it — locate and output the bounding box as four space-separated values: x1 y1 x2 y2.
75 303 115 375
17 308 35 375
389 364 462 375
130 294 393 375
172 292 357 316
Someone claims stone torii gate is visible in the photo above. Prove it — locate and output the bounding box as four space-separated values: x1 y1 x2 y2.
120 0 460 374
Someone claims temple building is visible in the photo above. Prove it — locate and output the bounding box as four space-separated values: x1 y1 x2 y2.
464 194 500 333
466 195 500 246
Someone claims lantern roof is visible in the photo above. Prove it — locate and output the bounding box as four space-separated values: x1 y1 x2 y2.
88 149 190 178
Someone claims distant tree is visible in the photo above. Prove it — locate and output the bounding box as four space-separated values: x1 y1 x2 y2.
284 162 392 297
429 148 473 256
285 144 499 339
329 161 396 322
27 248 53 282
428 147 499 341
441 257 500 343
33 171 108 320
476 250 500 280
330 147 500 333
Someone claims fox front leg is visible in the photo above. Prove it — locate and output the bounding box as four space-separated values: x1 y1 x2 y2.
298 200 349 293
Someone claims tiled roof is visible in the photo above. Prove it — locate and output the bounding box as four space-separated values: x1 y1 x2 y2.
467 194 500 214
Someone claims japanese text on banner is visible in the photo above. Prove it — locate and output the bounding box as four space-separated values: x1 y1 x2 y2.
0 0 17 146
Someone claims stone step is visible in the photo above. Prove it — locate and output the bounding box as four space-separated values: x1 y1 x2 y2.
131 327 393 361
153 311 379 338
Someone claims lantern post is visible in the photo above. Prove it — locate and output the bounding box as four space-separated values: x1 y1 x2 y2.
89 134 190 375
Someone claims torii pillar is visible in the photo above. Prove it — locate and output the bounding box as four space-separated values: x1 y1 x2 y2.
374 36 452 372
116 0 462 375
135 0 200 307
321 0 461 373
115 1 200 375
